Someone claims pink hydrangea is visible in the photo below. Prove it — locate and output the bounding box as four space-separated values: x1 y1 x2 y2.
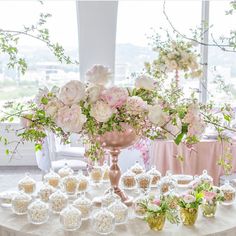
101 86 128 108
56 104 87 133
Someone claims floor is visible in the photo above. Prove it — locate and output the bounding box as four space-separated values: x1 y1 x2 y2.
0 166 42 191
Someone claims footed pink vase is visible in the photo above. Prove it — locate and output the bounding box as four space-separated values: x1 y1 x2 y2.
97 124 139 205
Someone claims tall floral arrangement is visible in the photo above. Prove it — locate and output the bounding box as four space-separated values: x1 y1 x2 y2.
143 32 236 171
145 34 202 83
0 33 235 164
0 65 163 160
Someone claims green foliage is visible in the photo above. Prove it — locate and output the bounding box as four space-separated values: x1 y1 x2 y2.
193 182 225 203
132 88 157 105
178 192 203 209
139 196 180 225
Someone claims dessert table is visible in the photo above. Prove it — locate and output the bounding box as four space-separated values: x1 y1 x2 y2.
149 140 236 185
1 182 236 236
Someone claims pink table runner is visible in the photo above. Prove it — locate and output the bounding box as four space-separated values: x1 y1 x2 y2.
149 140 236 185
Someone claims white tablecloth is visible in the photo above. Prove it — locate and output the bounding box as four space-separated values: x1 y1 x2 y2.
1 182 236 236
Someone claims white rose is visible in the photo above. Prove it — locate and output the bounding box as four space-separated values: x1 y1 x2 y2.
183 194 196 204
59 80 85 105
90 101 115 122
56 104 86 133
101 86 128 108
167 52 176 60
190 69 202 78
168 60 178 70
148 104 168 126
86 84 104 103
135 75 156 91
45 98 63 119
181 51 190 62
189 60 198 70
86 64 112 86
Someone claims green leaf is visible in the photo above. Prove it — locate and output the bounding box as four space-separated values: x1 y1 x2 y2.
174 132 184 145
41 97 48 105
8 117 14 122
181 124 188 133
5 149 9 155
4 138 8 145
223 114 231 122
35 144 42 152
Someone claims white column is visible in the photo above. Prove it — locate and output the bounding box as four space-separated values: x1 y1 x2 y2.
76 1 118 82
199 0 210 103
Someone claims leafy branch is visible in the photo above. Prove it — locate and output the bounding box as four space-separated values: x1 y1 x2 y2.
0 11 78 74
163 1 236 53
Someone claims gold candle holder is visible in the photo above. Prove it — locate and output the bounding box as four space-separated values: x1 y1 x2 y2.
146 214 166 231
180 207 198 226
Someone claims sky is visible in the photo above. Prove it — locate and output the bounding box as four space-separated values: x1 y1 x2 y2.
0 1 78 48
0 0 234 48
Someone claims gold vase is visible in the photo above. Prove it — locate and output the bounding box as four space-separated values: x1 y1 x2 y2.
146 214 166 231
180 207 198 226
201 202 217 218
97 124 139 205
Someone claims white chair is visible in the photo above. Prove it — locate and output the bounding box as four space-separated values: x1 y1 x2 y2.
36 132 87 173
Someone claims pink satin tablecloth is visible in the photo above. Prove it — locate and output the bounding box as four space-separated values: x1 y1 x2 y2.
149 140 236 185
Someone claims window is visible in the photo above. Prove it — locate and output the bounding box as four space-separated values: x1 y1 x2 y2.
0 1 79 107
207 1 236 106
115 0 201 96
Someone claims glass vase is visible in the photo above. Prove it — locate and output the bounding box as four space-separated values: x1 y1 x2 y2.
180 207 198 226
201 202 217 217
146 214 166 231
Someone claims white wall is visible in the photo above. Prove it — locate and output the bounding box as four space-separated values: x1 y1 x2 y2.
77 1 118 81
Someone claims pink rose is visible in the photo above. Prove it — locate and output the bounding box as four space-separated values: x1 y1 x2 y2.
45 98 63 118
101 86 128 108
203 191 216 201
59 80 85 105
90 101 115 122
86 84 104 103
153 199 161 206
56 104 86 133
